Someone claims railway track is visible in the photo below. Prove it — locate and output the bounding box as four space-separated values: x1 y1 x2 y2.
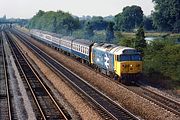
128 83 180 116
12 29 139 120
18 28 180 117
5 31 71 120
0 32 12 120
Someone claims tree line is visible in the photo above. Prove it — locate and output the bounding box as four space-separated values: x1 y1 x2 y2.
28 0 180 43
28 11 115 43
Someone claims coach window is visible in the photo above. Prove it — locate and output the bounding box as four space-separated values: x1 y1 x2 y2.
86 48 88 54
83 47 84 53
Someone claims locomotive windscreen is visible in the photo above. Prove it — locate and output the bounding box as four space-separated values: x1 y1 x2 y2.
117 54 142 61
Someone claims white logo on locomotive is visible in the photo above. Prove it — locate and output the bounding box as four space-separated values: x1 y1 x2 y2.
104 54 109 69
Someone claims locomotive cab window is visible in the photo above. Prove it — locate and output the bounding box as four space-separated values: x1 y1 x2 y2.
117 54 142 61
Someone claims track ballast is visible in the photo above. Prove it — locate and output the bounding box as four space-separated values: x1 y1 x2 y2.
5 31 71 120
12 28 139 120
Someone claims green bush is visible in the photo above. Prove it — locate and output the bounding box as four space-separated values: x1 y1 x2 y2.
144 38 180 82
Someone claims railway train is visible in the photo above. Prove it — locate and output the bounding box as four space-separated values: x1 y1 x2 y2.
30 29 142 83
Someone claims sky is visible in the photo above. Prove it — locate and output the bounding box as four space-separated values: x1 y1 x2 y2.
0 0 155 19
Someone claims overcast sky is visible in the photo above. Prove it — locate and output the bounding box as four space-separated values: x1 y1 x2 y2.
0 0 154 19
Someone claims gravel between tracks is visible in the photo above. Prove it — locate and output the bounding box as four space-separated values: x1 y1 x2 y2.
12 33 103 120
17 28 180 120
4 34 36 120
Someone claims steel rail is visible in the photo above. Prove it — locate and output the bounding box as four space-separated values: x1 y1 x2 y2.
0 32 12 120
12 28 139 120
139 84 180 116
2 32 12 120
6 32 69 120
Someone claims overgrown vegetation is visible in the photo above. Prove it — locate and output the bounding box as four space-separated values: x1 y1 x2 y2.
144 37 180 87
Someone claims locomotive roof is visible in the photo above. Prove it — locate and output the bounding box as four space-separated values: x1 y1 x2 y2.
111 46 136 55
93 42 137 55
73 39 94 46
93 43 118 52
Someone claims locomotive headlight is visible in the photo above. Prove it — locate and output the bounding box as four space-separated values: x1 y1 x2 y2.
122 64 126 67
130 64 133 67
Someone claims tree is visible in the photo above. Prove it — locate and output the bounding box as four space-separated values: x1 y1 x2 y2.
36 10 45 17
144 39 180 81
105 22 115 43
90 16 108 30
114 5 143 31
134 26 146 52
83 16 108 31
173 20 180 33
62 16 80 35
51 16 57 33
84 21 94 39
152 0 180 32
143 16 155 31
114 13 123 31
28 10 80 35
119 37 134 47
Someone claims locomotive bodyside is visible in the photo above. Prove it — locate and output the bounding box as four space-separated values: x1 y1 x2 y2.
91 43 117 75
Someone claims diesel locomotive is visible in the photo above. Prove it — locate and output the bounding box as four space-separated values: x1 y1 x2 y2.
30 29 142 83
